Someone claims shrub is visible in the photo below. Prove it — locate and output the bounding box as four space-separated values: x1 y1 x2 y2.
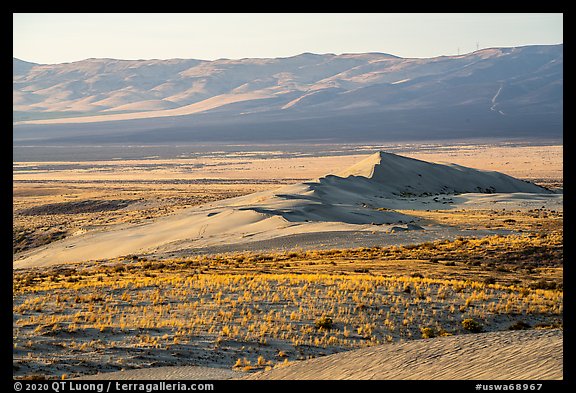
420 327 435 339
462 318 483 333
529 280 558 290
314 316 333 330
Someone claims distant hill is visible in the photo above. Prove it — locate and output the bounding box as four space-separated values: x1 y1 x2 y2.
13 44 563 144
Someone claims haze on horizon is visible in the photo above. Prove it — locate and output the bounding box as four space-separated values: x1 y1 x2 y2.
13 13 563 64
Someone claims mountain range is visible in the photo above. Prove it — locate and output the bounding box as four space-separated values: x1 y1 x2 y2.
13 44 563 144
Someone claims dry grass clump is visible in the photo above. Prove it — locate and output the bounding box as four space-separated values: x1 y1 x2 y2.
315 316 334 330
461 318 483 333
420 327 436 339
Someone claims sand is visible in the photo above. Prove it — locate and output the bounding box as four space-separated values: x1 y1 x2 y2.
75 329 562 380
13 151 562 269
244 328 562 380
15 92 275 125
75 366 238 380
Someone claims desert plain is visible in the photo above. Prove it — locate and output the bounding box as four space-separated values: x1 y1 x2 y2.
12 140 563 380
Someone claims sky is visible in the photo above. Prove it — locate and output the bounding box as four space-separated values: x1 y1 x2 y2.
13 13 563 64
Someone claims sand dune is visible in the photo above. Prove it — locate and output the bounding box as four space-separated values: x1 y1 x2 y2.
76 329 562 380
13 152 561 268
244 329 562 380
17 92 275 125
13 46 562 135
337 152 549 195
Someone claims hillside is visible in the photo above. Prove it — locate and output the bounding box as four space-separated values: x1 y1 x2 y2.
73 329 562 380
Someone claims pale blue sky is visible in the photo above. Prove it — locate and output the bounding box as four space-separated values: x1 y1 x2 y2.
13 13 563 64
